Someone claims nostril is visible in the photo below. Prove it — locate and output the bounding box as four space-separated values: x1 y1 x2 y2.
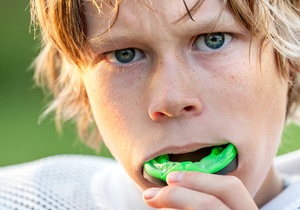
149 102 202 121
184 106 193 111
152 112 165 118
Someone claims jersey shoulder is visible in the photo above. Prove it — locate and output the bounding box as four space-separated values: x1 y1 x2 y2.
0 155 117 210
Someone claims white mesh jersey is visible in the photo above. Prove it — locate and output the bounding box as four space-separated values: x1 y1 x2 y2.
260 149 300 210
0 151 300 210
0 155 154 210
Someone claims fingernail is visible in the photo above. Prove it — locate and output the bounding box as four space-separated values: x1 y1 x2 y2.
167 172 184 183
143 188 160 200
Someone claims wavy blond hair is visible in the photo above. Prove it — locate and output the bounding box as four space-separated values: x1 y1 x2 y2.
30 0 300 150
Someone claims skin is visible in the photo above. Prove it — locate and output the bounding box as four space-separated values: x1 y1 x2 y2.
82 0 289 209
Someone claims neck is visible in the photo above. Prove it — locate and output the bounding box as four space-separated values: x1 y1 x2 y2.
254 166 283 207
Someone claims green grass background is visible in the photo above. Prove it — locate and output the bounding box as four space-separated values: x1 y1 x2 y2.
1 1 300 167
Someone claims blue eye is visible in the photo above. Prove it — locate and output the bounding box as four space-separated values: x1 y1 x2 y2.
106 48 144 64
194 33 232 52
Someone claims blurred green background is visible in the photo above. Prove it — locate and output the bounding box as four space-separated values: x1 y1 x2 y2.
0 1 112 167
1 1 300 167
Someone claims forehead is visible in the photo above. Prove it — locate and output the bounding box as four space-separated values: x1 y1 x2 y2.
83 0 233 38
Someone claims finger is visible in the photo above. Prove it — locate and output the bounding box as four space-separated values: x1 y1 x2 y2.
166 172 258 210
143 186 230 210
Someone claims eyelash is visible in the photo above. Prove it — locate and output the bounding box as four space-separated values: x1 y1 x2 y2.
192 32 234 54
104 48 145 65
100 32 235 66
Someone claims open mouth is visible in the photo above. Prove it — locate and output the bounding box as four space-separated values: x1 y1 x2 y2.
143 143 238 186
169 146 213 163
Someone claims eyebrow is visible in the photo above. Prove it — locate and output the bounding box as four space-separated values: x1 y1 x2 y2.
87 1 238 51
88 34 139 53
88 16 237 54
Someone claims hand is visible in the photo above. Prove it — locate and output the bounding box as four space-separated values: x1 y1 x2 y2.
143 172 258 210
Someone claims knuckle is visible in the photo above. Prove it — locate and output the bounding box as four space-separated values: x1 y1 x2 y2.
221 175 244 193
226 176 243 188
210 175 242 196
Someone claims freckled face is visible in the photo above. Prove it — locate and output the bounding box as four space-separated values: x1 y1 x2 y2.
82 0 288 196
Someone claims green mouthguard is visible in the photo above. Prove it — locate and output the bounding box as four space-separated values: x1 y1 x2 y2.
143 143 237 184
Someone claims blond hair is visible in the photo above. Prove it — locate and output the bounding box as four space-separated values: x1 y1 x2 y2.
30 0 300 149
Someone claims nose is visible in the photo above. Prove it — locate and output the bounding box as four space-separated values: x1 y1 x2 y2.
148 58 203 121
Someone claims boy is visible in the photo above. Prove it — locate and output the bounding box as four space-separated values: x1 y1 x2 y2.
1 0 300 209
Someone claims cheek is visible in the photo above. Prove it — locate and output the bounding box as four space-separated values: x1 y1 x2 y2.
83 71 126 155
198 43 288 193
227 50 288 195
214 42 287 128
83 68 147 163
